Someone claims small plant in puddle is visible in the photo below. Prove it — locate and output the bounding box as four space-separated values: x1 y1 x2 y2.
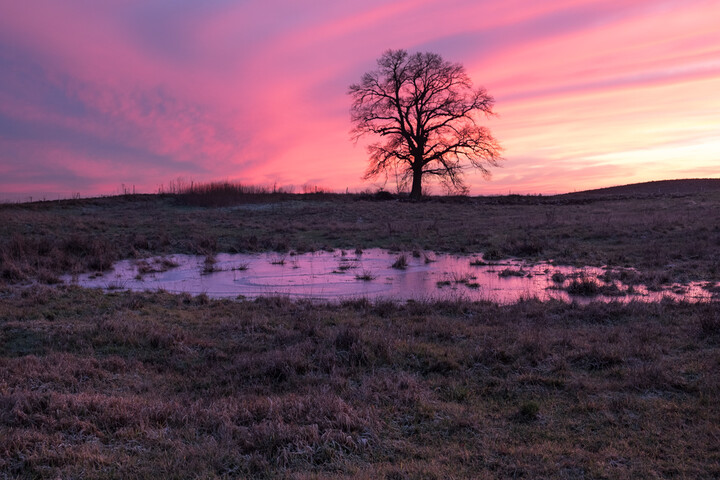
391 254 408 269
451 272 474 284
566 274 600 296
270 255 286 265
138 257 180 275
355 270 375 281
336 261 358 271
202 254 217 274
498 268 525 278
136 260 153 275
160 257 179 268
106 281 126 290
437 272 477 288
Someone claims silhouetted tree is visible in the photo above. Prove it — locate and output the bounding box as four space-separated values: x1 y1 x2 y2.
350 49 502 199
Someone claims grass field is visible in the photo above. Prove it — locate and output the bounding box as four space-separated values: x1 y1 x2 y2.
1 286 719 478
1 181 720 478
2 182 720 284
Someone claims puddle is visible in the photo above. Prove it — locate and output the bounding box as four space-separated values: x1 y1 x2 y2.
63 249 715 304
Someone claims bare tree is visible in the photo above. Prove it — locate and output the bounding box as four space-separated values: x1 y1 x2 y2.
349 49 503 199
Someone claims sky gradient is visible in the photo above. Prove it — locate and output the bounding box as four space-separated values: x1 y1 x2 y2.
1 0 719 199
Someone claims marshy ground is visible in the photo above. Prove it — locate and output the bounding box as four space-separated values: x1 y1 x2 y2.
2 182 720 284
1 181 719 478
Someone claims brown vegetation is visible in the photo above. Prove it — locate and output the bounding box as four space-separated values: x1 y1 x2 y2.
1 181 719 477
1 286 719 478
1 182 719 284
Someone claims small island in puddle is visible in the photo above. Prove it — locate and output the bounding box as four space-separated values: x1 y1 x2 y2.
65 248 713 303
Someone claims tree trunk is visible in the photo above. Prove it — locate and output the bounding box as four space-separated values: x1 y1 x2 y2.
410 168 423 200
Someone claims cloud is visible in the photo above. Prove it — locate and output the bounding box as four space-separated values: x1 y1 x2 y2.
0 0 718 197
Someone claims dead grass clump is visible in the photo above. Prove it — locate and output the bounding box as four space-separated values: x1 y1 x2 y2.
365 300 396 319
202 254 218 274
498 268 525 278
391 254 408 269
338 297 372 311
699 304 720 341
570 349 623 371
566 275 601 296
137 257 179 275
36 269 62 285
1 259 27 282
171 180 293 207
551 271 566 283
334 327 390 368
0 232 118 281
400 343 462 375
598 283 626 297
190 235 217 255
511 401 540 423
640 271 672 291
503 237 545 256
355 270 375 281
623 362 677 392
61 235 115 271
482 247 504 261
270 255 286 265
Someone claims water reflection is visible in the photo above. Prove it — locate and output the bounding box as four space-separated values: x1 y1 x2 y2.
64 249 714 304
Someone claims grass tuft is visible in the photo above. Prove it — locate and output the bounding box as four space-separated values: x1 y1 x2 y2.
391 254 408 270
355 270 375 281
566 275 601 296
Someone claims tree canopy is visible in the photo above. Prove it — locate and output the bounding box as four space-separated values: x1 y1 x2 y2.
349 49 502 199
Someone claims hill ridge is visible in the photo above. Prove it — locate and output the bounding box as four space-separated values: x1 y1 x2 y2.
564 178 720 196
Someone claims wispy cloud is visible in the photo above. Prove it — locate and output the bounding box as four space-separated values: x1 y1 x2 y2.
0 0 717 197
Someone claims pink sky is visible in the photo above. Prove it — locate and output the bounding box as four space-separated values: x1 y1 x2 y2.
1 0 718 199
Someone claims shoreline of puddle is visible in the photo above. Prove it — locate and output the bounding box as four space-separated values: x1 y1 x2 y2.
63 248 718 304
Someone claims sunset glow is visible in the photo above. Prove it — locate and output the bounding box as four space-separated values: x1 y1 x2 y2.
1 0 718 199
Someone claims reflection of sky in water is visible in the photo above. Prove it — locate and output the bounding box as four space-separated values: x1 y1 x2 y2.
64 249 714 304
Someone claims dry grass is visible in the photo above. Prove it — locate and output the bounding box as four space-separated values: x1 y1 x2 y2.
2 187 720 284
1 286 719 478
1 185 720 477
